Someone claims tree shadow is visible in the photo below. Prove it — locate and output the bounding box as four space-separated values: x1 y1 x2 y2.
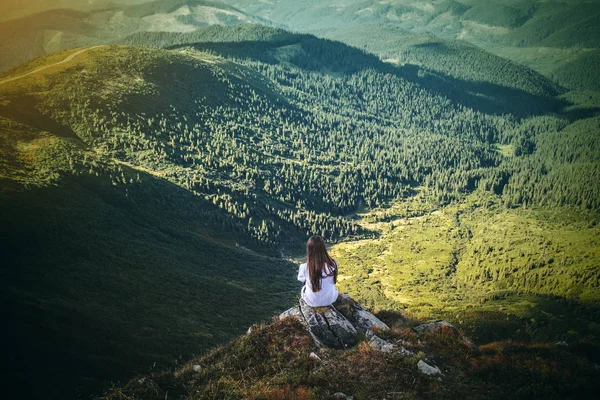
560 105 600 122
400 64 571 118
169 36 570 119
0 94 79 139
0 169 299 399
456 292 600 362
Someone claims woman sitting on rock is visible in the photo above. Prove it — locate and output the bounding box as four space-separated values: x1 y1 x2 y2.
297 235 339 307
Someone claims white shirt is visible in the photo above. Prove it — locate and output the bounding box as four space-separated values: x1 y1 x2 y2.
297 262 339 307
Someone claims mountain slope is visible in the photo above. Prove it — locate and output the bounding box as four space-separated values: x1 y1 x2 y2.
551 50 600 92
317 25 560 97
1 23 599 399
226 0 600 83
120 24 566 116
0 45 302 399
99 310 599 399
0 0 264 72
0 0 129 22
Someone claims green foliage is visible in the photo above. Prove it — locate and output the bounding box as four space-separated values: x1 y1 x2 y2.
332 192 600 347
462 3 538 28
2 41 520 249
396 39 560 97
499 117 600 210
0 103 301 398
552 50 600 92
1 19 599 399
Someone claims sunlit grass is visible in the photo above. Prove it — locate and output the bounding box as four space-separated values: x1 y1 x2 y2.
332 191 600 346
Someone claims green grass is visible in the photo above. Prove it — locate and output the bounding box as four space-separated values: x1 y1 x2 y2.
332 191 600 347
497 144 514 157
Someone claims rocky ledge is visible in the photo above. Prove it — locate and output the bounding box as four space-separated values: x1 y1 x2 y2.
278 293 470 373
103 293 598 399
279 293 389 349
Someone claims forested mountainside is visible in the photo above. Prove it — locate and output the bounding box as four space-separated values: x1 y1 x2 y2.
227 0 600 48
314 26 560 97
0 17 599 400
227 0 600 83
551 50 600 92
0 44 307 399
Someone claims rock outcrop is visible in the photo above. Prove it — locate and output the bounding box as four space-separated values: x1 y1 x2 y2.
413 320 475 349
417 360 443 376
279 294 472 362
366 329 397 352
279 293 389 348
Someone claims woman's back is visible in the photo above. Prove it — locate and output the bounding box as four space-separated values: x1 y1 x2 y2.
298 262 338 307
298 235 339 307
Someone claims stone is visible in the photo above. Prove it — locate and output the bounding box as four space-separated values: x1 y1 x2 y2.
192 365 202 373
279 306 304 322
299 298 357 348
417 360 443 376
279 293 394 349
413 320 475 349
334 293 390 333
309 352 321 361
366 330 396 352
333 392 354 400
413 320 459 335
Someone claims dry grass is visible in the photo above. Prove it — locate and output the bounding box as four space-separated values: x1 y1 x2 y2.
101 312 599 400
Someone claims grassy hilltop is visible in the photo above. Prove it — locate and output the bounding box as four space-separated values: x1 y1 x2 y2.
101 315 598 399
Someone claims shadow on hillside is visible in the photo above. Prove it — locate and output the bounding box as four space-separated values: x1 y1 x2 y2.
174 37 385 75
0 169 298 399
403 65 570 118
170 39 568 119
457 292 600 361
560 105 600 122
1 94 80 139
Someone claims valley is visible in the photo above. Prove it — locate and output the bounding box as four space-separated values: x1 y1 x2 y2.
0 1 599 398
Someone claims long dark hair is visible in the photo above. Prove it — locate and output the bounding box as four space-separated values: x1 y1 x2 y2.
306 235 337 292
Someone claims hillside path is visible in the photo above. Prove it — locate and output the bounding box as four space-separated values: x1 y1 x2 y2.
0 45 108 86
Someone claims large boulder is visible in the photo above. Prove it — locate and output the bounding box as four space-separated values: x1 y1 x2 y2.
333 293 390 333
299 298 357 348
279 293 390 348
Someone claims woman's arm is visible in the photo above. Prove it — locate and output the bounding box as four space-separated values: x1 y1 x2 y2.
297 263 308 282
